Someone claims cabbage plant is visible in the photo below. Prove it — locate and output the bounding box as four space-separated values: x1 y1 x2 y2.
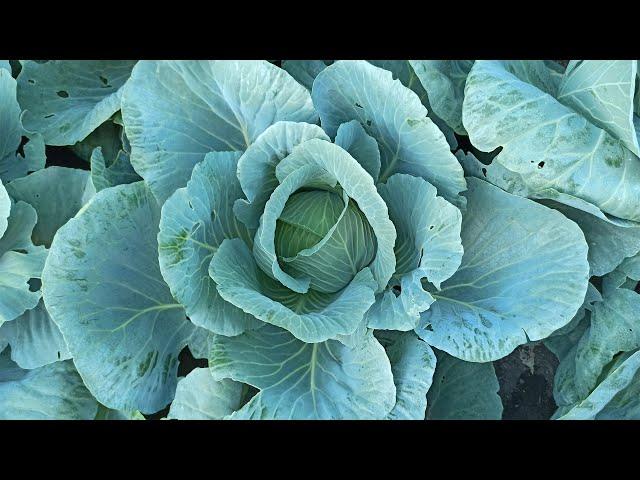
1 59 639 420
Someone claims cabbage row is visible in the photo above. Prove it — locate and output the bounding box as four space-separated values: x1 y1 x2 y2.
1 60 639 420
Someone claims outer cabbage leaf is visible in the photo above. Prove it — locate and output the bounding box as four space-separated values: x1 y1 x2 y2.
547 315 591 405
94 404 145 420
122 60 318 203
70 119 122 162
1 68 45 182
0 69 22 175
416 178 589 362
572 286 640 399
547 282 601 339
167 368 244 420
210 324 396 419
42 182 194 414
556 349 640 420
334 120 381 181
366 173 462 331
409 60 474 135
369 60 459 150
384 331 436 420
158 151 261 336
6 166 95 247
553 279 640 406
426 350 502 420
281 60 460 150
635 61 640 115
2 167 94 369
0 349 98 419
0 201 48 326
312 60 466 206
501 60 563 96
558 60 639 157
539 201 640 277
618 250 640 281
0 299 71 369
17 60 136 145
463 60 640 222
185 325 211 360
70 119 140 191
90 147 141 192
0 179 8 238
368 61 430 103
459 149 640 276
71 118 131 160
281 60 333 90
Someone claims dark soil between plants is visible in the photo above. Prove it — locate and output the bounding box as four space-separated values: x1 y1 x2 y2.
495 342 559 420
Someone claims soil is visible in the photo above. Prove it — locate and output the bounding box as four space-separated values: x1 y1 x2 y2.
494 342 559 420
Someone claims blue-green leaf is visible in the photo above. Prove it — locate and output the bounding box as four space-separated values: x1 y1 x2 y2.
0 68 45 182
463 60 640 222
185 325 211 360
557 349 640 420
312 60 466 205
635 61 640 116
367 173 462 331
619 250 640 281
409 60 474 135
0 299 70 369
0 69 22 174
547 282 601 339
278 60 461 150
282 60 333 90
334 120 381 181
576 287 640 391
384 332 436 420
426 351 502 420
6 166 95 247
501 60 563 96
459 149 640 277
158 151 261 336
94 404 145 420
17 60 136 145
368 60 459 150
558 60 639 156
550 313 595 408
210 324 396 419
167 368 244 420
70 119 123 163
0 179 9 238
122 60 317 203
416 178 590 362
42 182 193 414
90 147 141 192
0 201 48 326
0 349 98 419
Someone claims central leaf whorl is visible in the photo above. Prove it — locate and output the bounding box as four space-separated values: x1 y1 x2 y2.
274 189 376 293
